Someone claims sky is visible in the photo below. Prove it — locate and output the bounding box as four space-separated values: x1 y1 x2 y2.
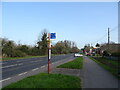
2 2 118 48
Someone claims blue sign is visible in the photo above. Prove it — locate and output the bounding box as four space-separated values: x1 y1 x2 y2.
50 33 56 39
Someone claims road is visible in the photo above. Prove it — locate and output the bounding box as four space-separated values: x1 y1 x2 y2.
1 54 75 80
1 54 76 87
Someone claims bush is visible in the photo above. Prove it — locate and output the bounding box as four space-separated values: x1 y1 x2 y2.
102 50 109 56
111 52 120 57
12 50 26 57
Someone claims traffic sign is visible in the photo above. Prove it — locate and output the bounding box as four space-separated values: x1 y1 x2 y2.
50 33 56 39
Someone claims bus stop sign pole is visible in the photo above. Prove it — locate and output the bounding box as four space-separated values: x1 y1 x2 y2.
47 33 56 74
47 33 50 74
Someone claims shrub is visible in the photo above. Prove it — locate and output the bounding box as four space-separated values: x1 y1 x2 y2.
102 50 109 56
111 52 120 57
12 50 26 57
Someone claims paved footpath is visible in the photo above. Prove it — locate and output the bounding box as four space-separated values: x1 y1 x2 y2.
81 56 119 88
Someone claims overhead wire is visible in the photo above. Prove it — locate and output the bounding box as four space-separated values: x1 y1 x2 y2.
91 25 118 46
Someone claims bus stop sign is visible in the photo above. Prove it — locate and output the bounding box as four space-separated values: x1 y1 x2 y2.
50 33 56 39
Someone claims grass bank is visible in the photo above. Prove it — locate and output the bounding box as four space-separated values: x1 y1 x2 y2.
57 57 83 69
90 56 120 79
3 73 81 88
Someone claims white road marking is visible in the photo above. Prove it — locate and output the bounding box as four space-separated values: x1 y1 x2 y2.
35 61 39 62
0 78 11 82
1 63 23 69
41 65 46 68
18 72 27 76
31 60 42 63
17 61 21 62
0 62 7 64
18 63 23 65
31 61 38 63
32 68 39 71
1 60 42 69
1 64 18 69
52 63 54 64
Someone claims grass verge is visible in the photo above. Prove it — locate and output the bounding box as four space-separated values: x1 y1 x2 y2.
57 57 83 69
89 57 120 79
3 73 81 88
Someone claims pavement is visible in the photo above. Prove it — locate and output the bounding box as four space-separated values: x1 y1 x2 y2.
51 56 120 88
82 56 119 88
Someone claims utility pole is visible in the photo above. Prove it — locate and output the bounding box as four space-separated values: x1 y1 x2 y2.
108 28 110 53
108 28 110 45
91 43 92 47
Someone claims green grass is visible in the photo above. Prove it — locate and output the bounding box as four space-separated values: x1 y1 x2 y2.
89 57 120 79
57 57 83 69
92 56 119 66
3 73 81 88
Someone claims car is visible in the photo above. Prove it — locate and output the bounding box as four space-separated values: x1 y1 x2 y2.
86 53 90 56
85 53 90 56
74 53 83 57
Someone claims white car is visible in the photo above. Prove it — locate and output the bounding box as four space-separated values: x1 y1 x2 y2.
74 53 83 57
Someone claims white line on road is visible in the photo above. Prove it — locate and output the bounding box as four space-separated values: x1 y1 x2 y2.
52 63 54 64
17 61 21 62
41 65 46 68
0 78 11 82
1 63 23 69
32 68 39 71
0 62 7 64
18 72 27 76
31 60 42 63
31 61 39 63
1 64 18 69
18 63 23 65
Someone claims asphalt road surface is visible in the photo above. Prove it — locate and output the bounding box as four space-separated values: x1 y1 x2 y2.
1 54 74 80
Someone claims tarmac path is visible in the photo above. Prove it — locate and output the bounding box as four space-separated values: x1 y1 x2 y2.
82 56 119 88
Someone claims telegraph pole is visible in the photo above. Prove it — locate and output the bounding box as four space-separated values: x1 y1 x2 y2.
108 28 110 45
108 28 110 53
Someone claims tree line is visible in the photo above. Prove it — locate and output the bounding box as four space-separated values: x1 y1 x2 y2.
1 31 80 57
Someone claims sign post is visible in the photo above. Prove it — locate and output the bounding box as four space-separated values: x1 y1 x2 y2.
47 33 56 74
47 33 50 74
